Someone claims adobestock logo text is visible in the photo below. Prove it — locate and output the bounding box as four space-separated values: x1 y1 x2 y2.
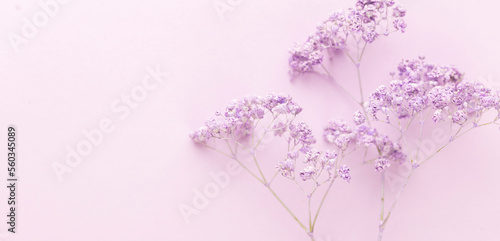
8 0 70 53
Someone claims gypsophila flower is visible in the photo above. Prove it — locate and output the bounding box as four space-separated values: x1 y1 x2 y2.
263 93 303 116
324 118 406 170
273 122 287 137
393 18 407 33
392 5 406 17
300 166 316 181
305 149 321 164
190 126 211 144
353 110 366 125
375 157 391 172
366 57 500 127
321 150 337 172
432 109 444 123
362 30 379 44
324 120 352 143
452 110 467 124
289 121 317 149
335 134 352 150
338 165 351 183
190 93 305 145
279 148 345 182
288 150 300 160
289 0 407 75
277 158 295 179
192 94 342 239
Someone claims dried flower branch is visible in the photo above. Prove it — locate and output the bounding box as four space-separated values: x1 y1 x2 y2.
364 57 500 240
191 94 352 240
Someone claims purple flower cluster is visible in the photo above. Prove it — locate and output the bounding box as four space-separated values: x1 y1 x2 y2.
289 122 317 147
367 57 500 125
375 157 390 172
190 93 302 144
190 93 354 182
277 148 346 183
273 120 318 154
338 165 351 183
273 122 329 181
289 0 407 75
272 123 348 182
324 111 406 172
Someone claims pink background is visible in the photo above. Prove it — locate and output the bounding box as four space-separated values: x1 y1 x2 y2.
1 0 500 240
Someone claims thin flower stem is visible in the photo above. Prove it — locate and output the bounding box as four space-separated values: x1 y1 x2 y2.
321 64 361 105
345 51 357 67
308 184 320 197
311 176 337 232
390 111 412 155
221 143 309 237
411 111 497 166
385 5 389 32
414 113 424 162
346 51 373 126
380 172 385 222
266 185 309 233
402 112 419 134
361 157 378 165
380 112 493 239
420 143 448 166
453 124 465 139
255 115 278 149
363 147 369 162
203 145 265 184
252 154 268 183
225 140 235 156
268 170 279 186
320 63 333 78
353 57 364 104
400 132 410 154
250 140 310 238
294 178 309 196
359 42 368 61
419 119 492 166
379 168 414 240
251 119 261 147
308 196 312 230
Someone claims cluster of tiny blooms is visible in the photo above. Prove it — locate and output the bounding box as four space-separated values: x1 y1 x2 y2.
274 124 351 183
366 57 500 126
190 93 302 144
289 0 407 75
324 110 406 172
190 93 352 184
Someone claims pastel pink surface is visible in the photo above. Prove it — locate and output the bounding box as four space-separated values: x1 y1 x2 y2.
0 0 499 240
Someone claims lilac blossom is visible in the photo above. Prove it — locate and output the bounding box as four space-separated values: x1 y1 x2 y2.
272 122 287 137
324 116 406 171
289 0 407 75
353 110 366 125
277 158 295 179
375 157 390 172
366 57 500 126
191 93 360 240
338 165 351 183
190 93 302 144
300 166 316 181
363 58 500 240
321 150 337 172
289 121 317 150
304 149 321 164
191 93 354 185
